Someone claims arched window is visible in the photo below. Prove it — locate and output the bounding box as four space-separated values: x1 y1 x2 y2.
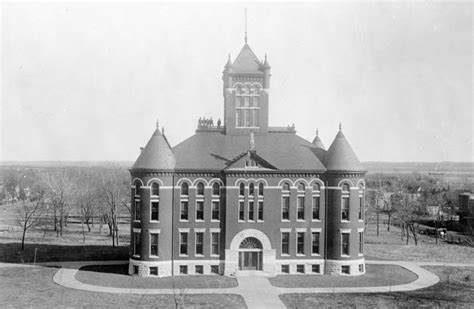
181 182 189 196
151 182 160 196
342 183 350 192
212 183 220 196
134 181 141 196
249 183 255 196
313 182 320 191
282 182 290 192
197 182 205 196
297 182 305 192
239 183 245 196
239 237 263 249
258 183 264 196
358 182 365 191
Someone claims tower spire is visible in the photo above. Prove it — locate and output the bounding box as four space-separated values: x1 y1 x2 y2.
339 122 342 131
244 8 248 44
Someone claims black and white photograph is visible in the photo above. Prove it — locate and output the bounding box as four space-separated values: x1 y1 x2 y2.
1 1 473 308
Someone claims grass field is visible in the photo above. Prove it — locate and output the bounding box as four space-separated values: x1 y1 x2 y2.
269 264 417 288
0 266 247 308
279 266 474 308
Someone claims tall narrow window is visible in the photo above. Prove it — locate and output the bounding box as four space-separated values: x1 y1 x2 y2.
297 197 305 220
150 233 159 256
282 196 290 220
312 196 320 220
212 201 220 221
151 201 159 221
313 182 320 192
235 83 260 128
312 232 320 255
297 232 305 255
133 232 141 256
258 183 264 196
281 232 290 255
258 201 264 221
197 182 204 196
282 182 290 192
180 201 189 221
239 183 245 196
134 181 141 196
180 232 188 255
239 201 245 221
342 197 350 221
195 232 204 255
196 201 204 221
249 183 255 196
151 182 159 196
212 183 220 196
297 182 305 192
211 232 219 255
359 232 364 254
135 201 141 221
342 183 350 192
181 182 189 196
342 233 350 256
248 201 254 221
359 197 364 220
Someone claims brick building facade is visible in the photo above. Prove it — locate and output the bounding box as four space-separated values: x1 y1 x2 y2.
129 40 367 277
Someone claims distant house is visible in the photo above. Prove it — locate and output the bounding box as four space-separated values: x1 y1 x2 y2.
459 193 474 227
426 205 440 217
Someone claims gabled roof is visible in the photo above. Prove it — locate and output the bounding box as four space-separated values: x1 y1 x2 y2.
131 129 176 171
225 150 277 171
232 44 262 74
172 132 326 172
324 130 365 172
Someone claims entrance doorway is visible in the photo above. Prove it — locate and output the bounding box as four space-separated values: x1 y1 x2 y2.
238 237 263 271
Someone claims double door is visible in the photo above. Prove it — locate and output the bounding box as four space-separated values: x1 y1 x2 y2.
238 251 262 270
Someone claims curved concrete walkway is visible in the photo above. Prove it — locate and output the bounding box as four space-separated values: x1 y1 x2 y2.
3 260 473 309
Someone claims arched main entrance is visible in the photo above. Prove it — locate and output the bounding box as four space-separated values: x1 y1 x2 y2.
238 237 263 271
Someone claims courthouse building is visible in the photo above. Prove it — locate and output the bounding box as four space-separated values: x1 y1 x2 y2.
129 38 367 277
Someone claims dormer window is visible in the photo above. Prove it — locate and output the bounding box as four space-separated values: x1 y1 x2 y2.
235 83 260 128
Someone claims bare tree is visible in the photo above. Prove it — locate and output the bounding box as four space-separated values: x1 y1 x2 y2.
392 193 424 245
17 198 45 250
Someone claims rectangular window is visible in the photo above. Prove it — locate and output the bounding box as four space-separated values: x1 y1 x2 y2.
180 232 188 255
297 197 305 220
248 201 254 221
359 264 364 273
359 232 364 254
312 196 320 220
195 265 203 274
211 265 219 274
282 196 290 220
258 201 264 221
134 265 139 274
212 201 220 221
281 265 290 274
342 233 350 256
239 201 245 221
150 233 159 256
151 201 159 221
150 267 158 276
195 232 204 256
312 264 320 273
211 232 219 256
133 232 141 256
179 265 188 274
296 265 305 274
312 232 320 255
281 232 289 255
342 265 350 274
180 201 189 221
342 197 349 221
359 197 364 220
135 201 141 221
196 201 204 221
297 232 305 255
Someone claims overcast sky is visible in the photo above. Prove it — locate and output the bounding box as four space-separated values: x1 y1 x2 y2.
1 2 472 162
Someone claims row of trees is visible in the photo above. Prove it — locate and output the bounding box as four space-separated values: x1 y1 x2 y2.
10 167 130 250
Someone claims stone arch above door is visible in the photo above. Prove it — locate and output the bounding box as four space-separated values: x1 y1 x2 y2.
229 229 272 251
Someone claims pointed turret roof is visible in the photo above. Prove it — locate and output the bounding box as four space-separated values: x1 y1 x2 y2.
232 44 262 74
324 129 365 172
131 127 176 171
312 130 326 150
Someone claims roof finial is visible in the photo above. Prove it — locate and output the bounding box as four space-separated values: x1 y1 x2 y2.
316 128 319 136
339 122 342 131
249 130 255 151
162 126 164 135
156 119 159 129
244 8 248 44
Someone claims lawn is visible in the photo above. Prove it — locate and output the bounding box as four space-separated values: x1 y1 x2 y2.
75 264 238 289
0 266 247 308
269 264 417 288
279 266 474 308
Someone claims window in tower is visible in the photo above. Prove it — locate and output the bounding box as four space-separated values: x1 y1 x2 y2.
235 83 261 128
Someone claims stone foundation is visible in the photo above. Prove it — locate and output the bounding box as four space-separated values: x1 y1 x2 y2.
325 258 365 275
